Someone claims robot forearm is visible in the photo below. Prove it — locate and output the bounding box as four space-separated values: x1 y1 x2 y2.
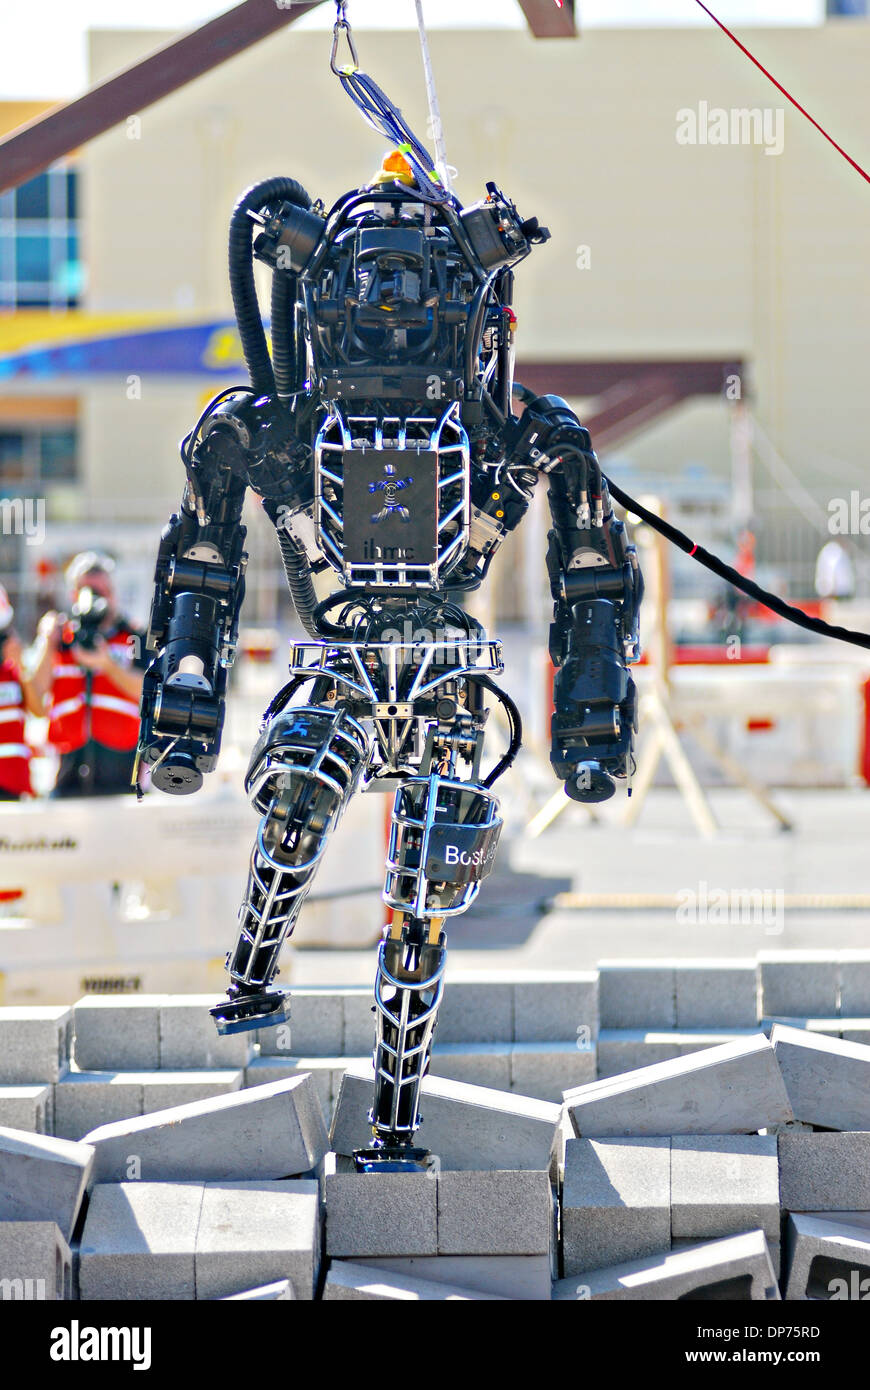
503 393 643 802
138 454 249 795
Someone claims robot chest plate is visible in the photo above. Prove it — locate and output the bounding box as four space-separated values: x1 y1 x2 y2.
342 448 439 570
315 406 470 589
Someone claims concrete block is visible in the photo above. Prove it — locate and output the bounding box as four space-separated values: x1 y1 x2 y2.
511 972 599 1043
429 1043 511 1093
245 1056 334 1124
562 1137 671 1275
83 1074 328 1182
553 1231 780 1301
141 1071 243 1115
359 1254 552 1300
784 1212 870 1300
773 1023 870 1130
73 995 166 1072
196 1179 320 1300
323 1260 504 1300
549 1109 574 1184
0 1221 72 1300
674 961 759 1028
779 1132 870 1212
77 1181 202 1300
342 987 376 1056
436 1169 552 1256
672 1237 780 1279
598 962 675 1029
671 1135 780 1242
564 1034 793 1137
331 1065 561 1172
54 1073 142 1141
759 954 839 1020
510 1043 596 1100
0 1006 72 1083
597 1031 683 1078
435 975 513 1044
158 996 254 1069
220 1279 295 1300
324 1154 437 1258
0 1126 94 1240
258 987 344 1057
0 1085 52 1134
838 952 870 1016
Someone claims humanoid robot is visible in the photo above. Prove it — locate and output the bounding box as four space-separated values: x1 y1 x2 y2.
135 152 643 1169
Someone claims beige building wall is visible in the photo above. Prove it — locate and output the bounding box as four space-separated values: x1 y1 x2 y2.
72 22 870 576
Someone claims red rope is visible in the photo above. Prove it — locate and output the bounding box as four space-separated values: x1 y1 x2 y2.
694 0 870 187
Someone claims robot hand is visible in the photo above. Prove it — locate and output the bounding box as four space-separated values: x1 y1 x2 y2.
136 510 245 795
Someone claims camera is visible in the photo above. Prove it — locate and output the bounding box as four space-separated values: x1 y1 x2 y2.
61 587 109 652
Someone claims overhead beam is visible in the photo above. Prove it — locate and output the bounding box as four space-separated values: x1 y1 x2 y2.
517 0 577 38
0 0 323 194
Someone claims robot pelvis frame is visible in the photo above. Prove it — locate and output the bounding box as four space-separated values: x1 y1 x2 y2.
136 159 643 1170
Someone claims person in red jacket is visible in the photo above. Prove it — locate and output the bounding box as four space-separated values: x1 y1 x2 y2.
29 551 147 797
0 585 39 800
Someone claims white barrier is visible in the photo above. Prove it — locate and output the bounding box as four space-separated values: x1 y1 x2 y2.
0 772 385 1005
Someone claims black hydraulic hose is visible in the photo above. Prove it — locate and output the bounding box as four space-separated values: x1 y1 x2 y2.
270 271 299 401
228 177 311 396
467 673 523 788
605 479 870 653
276 529 321 639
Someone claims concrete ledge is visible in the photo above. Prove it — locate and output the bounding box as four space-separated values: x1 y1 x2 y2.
0 1006 72 1084
772 1024 870 1130
0 1084 52 1134
220 1279 295 1300
784 1212 870 1300
73 996 166 1072
78 1181 203 1301
330 1065 561 1172
562 1137 670 1275
779 1132 870 1213
323 1260 504 1300
564 1035 793 1137
670 1135 780 1244
83 1075 327 1183
0 1126 93 1240
0 1221 72 1300
356 1254 552 1300
553 1230 781 1301
195 1179 320 1300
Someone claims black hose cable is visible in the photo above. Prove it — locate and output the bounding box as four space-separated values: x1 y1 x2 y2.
467 674 523 788
228 177 311 396
275 529 321 640
270 271 299 401
605 478 870 652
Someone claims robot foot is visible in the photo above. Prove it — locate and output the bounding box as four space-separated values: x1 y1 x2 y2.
210 987 291 1036
352 1145 435 1174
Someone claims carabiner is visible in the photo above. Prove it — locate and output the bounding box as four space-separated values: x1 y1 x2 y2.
330 3 359 77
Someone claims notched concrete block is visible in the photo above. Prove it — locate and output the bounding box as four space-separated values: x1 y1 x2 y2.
553 1231 780 1301
0 1006 72 1084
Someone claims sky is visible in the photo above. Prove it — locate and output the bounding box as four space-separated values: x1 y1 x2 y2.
0 0 826 102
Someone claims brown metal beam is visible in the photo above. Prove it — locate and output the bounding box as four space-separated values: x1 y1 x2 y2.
514 359 743 399
0 0 324 194
516 0 577 38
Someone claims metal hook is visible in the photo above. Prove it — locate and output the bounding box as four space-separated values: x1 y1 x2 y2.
330 3 359 76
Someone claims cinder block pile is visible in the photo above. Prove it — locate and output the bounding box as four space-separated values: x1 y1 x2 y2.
0 951 869 1300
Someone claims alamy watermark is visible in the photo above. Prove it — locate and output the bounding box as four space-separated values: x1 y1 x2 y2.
0 497 44 546
676 102 785 157
676 881 784 935
828 491 870 535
